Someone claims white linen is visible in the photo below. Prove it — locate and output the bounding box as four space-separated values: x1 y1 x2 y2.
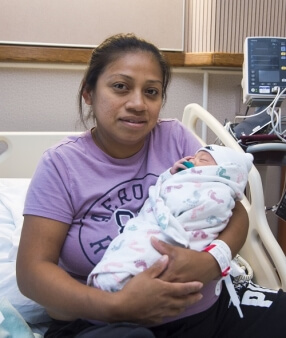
0 179 50 324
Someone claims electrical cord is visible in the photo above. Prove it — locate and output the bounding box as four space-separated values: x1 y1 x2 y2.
265 171 286 214
267 87 286 142
233 254 254 283
235 87 286 143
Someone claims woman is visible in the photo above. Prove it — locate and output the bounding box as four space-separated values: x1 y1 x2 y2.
16 33 285 337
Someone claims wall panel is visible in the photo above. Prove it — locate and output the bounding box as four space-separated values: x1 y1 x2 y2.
0 0 185 51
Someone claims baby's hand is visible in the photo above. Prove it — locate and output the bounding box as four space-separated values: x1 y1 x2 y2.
170 156 194 175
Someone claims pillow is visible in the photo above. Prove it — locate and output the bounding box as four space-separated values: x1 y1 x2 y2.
0 179 31 261
0 179 50 324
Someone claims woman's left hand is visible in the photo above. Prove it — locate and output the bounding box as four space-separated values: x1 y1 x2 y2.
151 237 220 285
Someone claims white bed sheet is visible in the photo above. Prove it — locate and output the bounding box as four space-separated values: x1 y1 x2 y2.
0 132 80 336
0 178 51 336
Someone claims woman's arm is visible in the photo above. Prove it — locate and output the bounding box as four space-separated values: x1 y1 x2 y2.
151 201 249 284
16 215 203 324
214 201 249 258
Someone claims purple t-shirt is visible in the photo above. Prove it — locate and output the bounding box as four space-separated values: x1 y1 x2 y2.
24 118 220 321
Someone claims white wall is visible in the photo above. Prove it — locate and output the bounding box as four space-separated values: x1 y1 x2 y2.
0 64 243 132
0 64 85 131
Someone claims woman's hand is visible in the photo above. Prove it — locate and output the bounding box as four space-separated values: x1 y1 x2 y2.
150 237 220 284
113 255 203 325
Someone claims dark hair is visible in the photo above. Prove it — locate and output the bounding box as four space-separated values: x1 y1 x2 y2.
78 33 171 127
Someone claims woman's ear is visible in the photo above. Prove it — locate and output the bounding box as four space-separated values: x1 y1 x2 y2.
82 89 92 105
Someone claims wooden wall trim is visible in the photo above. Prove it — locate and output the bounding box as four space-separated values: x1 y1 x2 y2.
0 45 93 64
0 45 243 68
183 53 243 67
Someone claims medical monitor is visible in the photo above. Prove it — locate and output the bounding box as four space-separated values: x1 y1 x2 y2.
242 37 286 106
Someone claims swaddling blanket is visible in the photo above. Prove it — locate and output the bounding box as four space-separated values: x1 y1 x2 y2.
87 164 247 291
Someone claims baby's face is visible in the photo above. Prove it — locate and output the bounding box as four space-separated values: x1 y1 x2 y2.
189 151 216 167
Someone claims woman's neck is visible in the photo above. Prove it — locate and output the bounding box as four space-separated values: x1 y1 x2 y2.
91 128 145 159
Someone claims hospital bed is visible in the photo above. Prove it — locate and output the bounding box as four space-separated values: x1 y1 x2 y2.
0 103 286 336
182 104 286 291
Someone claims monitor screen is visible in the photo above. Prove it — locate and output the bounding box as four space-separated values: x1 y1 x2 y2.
258 70 280 82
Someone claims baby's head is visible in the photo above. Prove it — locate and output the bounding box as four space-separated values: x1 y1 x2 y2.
190 150 217 167
194 144 254 173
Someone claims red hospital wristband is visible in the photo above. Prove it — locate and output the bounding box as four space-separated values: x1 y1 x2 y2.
204 239 232 277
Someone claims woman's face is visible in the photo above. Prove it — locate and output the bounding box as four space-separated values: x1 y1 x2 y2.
83 51 164 157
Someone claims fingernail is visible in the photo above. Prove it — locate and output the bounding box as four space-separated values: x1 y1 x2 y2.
160 255 168 263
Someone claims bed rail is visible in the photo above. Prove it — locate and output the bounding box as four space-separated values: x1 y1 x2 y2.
0 132 81 178
182 103 286 290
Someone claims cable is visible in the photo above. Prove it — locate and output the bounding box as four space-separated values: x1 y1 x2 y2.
240 88 285 120
236 87 286 143
233 254 253 283
240 96 277 120
265 170 286 214
267 87 286 142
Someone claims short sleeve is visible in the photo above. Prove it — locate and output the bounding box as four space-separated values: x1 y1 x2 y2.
24 148 74 224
